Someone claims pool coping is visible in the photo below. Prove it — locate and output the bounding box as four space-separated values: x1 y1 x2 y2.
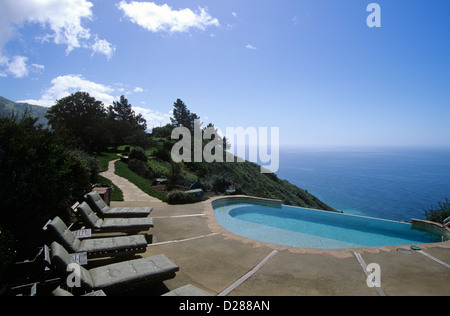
204 195 450 259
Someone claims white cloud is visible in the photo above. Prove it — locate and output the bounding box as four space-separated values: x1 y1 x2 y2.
5 56 29 78
133 106 171 128
245 44 257 50
0 56 45 78
17 75 171 128
92 36 116 60
1 0 92 53
122 86 144 95
19 74 116 107
118 1 220 33
0 55 7 77
31 63 45 74
0 0 114 76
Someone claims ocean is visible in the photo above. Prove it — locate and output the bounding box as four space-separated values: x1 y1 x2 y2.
276 147 450 222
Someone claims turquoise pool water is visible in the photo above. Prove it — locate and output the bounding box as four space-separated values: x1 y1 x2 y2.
213 202 440 249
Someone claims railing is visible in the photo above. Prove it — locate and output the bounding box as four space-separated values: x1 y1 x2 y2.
443 216 450 242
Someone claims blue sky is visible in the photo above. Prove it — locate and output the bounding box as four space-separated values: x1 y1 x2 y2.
1 0 449 148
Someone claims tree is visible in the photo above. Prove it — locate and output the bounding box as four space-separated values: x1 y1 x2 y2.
110 95 147 131
170 99 199 134
152 124 175 138
46 92 111 152
171 99 190 128
222 136 231 150
203 122 230 150
107 95 148 148
0 112 93 285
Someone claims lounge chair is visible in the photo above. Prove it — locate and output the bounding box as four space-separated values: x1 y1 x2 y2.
50 242 179 294
52 284 211 296
85 191 153 218
45 217 148 258
75 202 154 234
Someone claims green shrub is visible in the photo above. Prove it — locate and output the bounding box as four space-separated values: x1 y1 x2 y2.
212 176 233 193
123 146 131 155
152 124 174 138
154 147 171 162
167 191 202 205
129 146 147 162
166 162 182 189
424 198 450 223
70 149 100 183
201 175 235 193
128 159 152 179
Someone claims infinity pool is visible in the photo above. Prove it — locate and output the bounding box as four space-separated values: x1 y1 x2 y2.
213 202 440 249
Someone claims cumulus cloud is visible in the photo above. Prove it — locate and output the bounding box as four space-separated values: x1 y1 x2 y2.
118 1 220 33
132 106 172 129
1 0 93 53
0 54 46 78
0 0 114 76
245 44 257 50
4 56 29 78
91 36 116 60
18 74 171 128
19 74 116 107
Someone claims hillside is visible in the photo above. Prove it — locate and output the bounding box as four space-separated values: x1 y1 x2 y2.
120 142 337 212
189 156 337 212
0 96 48 126
0 94 334 211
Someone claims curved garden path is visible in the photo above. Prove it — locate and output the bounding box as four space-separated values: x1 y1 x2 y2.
100 159 156 202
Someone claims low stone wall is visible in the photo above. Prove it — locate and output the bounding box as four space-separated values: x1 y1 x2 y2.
411 219 450 241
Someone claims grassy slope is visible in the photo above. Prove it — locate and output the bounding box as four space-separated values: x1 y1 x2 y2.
118 144 336 211
114 159 168 201
185 157 336 212
100 141 336 211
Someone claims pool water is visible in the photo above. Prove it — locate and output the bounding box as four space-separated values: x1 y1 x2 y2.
213 203 440 249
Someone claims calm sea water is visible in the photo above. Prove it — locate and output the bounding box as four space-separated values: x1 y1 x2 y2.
276 147 450 222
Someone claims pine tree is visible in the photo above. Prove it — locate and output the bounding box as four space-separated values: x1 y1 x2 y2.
170 99 199 134
171 99 191 128
108 95 148 148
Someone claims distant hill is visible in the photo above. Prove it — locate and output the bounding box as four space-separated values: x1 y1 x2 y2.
0 96 48 126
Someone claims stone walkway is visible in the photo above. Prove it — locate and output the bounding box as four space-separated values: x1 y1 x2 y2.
100 159 156 202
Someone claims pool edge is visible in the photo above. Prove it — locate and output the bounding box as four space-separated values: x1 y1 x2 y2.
203 196 450 258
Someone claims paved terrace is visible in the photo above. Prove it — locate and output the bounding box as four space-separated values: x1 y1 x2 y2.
100 161 450 296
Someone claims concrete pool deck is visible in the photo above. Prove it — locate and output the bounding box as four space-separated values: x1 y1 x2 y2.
106 198 450 296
